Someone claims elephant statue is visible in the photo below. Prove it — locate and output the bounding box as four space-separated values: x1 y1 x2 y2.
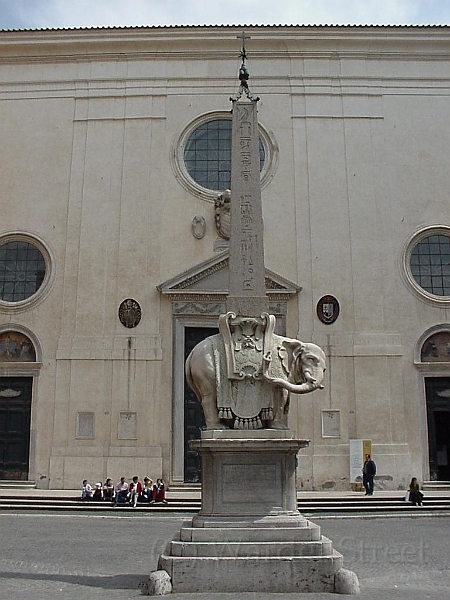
185 326 326 430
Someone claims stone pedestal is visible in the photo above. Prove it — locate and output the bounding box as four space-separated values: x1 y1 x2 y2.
157 431 357 594
192 430 307 521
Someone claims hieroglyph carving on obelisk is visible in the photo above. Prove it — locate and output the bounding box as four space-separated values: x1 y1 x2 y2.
185 34 326 430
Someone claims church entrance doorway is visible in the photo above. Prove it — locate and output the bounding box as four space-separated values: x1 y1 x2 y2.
183 326 218 483
425 377 450 481
0 377 33 480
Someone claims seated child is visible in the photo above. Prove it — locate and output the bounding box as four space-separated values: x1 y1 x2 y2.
152 478 167 504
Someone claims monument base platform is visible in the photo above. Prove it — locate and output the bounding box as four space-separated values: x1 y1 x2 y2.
154 432 359 595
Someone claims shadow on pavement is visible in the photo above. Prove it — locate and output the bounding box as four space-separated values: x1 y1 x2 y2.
0 571 146 591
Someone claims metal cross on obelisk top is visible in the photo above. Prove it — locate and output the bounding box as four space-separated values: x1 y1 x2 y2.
226 32 268 316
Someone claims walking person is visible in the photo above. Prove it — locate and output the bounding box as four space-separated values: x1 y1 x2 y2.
362 454 376 496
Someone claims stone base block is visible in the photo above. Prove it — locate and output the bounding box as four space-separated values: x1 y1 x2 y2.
189 433 309 517
191 512 309 529
158 552 343 593
335 568 361 595
180 522 322 542
169 538 333 558
146 570 172 595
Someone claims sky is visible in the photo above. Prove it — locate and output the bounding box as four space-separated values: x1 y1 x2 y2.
1 0 450 30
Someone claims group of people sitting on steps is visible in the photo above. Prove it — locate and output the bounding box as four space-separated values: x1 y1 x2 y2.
81 476 167 507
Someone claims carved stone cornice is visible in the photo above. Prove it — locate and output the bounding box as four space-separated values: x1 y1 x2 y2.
158 252 300 306
173 301 226 316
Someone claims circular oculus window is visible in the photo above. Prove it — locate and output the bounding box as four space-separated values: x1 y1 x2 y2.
404 226 450 304
0 233 54 310
183 118 265 191
173 112 278 200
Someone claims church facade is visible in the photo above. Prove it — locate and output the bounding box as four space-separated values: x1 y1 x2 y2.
0 24 449 490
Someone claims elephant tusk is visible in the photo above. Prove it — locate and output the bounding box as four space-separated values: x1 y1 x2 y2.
303 371 316 384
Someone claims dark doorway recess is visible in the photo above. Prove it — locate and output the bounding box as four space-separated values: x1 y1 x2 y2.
0 377 32 480
425 377 450 481
183 327 218 483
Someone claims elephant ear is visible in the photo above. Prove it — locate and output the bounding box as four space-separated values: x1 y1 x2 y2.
278 340 303 375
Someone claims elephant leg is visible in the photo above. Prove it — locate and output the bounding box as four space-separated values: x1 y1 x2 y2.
202 393 228 430
269 387 290 430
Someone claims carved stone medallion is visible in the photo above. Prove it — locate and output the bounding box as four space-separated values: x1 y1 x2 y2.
317 295 340 324
118 299 142 328
191 215 206 239
214 190 231 240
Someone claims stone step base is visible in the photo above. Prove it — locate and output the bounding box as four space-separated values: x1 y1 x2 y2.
0 480 36 489
0 495 449 514
0 496 449 515
180 522 322 542
422 481 450 491
169 536 333 557
158 551 343 593
159 515 346 593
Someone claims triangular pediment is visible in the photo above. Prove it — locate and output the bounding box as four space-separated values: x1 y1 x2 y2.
158 251 301 300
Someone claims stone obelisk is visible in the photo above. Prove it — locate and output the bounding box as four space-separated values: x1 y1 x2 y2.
153 35 359 596
227 70 268 316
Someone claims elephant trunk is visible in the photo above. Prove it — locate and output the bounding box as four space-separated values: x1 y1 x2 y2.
263 372 323 394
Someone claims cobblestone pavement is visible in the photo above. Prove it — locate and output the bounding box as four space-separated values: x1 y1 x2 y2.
0 511 449 599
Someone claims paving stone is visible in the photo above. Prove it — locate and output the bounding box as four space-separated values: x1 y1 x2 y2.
0 512 449 599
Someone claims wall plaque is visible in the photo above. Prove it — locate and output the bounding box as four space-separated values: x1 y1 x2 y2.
321 409 341 438
118 411 137 439
76 412 95 438
118 299 141 328
317 295 340 324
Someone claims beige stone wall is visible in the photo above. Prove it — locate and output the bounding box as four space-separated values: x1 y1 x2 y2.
0 25 449 489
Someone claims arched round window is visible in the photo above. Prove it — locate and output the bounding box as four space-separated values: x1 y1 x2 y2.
173 112 278 199
0 233 54 310
184 118 265 191
404 226 450 304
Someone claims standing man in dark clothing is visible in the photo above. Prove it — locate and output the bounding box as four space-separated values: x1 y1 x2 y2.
363 454 376 496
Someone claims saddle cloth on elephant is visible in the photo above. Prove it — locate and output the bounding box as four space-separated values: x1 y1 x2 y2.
210 333 287 429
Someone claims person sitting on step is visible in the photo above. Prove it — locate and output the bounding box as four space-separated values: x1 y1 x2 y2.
113 477 129 506
140 477 153 503
103 478 114 502
128 475 142 508
408 477 424 506
81 480 93 501
92 482 103 501
152 478 167 504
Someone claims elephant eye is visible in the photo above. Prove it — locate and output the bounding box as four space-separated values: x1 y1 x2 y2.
306 355 320 366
